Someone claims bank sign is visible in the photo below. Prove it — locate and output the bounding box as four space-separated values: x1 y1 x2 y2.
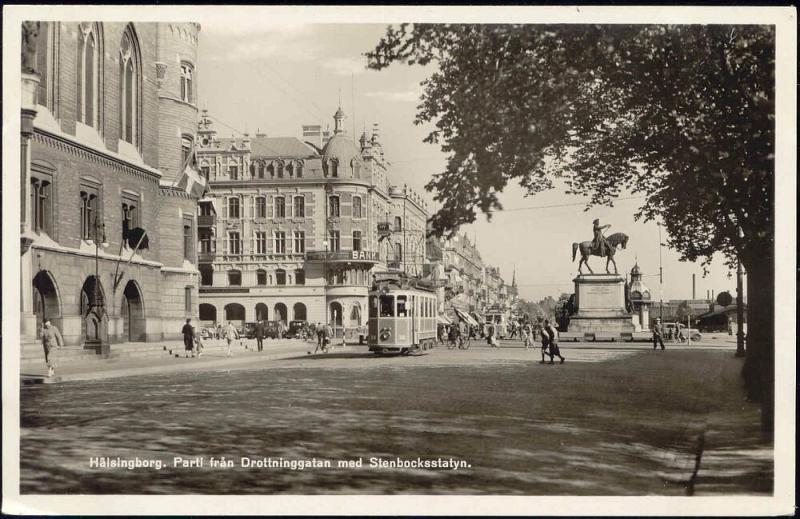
352 250 379 261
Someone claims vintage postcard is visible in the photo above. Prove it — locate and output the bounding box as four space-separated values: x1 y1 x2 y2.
2 4 795 516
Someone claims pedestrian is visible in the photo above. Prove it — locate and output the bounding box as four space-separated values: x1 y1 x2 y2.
181 318 195 358
194 333 204 358
448 324 458 348
653 318 666 350
254 319 266 352
311 323 326 354
41 319 64 378
216 323 223 340
509 322 517 339
545 321 565 364
522 322 532 349
539 322 550 363
224 321 239 357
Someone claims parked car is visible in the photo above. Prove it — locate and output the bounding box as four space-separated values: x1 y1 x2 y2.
264 320 281 339
287 320 306 339
240 322 258 340
663 322 702 342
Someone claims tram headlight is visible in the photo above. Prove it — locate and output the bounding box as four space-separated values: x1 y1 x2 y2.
379 328 391 341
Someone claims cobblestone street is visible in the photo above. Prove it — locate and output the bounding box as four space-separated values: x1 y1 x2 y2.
21 339 771 495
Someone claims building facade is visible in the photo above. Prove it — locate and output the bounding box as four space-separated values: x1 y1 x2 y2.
195 108 427 330
20 21 205 350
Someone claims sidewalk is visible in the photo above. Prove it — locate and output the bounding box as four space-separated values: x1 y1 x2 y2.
20 338 349 384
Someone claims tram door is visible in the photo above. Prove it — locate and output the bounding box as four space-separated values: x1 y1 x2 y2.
411 295 417 345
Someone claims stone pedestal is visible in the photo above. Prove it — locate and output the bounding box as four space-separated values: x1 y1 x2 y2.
568 274 634 336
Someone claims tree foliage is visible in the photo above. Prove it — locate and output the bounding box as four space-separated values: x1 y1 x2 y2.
367 24 775 425
366 24 774 269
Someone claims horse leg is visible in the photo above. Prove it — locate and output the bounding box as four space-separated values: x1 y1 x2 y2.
584 255 594 275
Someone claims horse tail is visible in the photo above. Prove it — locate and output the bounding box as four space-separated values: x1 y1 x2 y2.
572 242 578 262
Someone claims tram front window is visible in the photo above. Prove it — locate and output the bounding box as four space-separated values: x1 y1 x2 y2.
369 295 378 318
379 295 395 317
397 295 408 317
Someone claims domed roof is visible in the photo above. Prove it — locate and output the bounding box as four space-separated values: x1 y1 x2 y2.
322 134 361 164
631 263 641 276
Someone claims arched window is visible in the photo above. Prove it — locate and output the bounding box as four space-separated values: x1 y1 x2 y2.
77 22 101 128
293 196 305 218
179 61 194 103
275 269 286 286
286 163 294 177
329 195 340 218
329 159 338 178
351 159 361 178
274 196 286 218
394 216 402 232
352 196 363 218
119 25 141 146
35 22 57 111
394 243 403 262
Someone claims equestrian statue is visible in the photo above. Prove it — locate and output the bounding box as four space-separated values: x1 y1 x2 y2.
572 219 629 275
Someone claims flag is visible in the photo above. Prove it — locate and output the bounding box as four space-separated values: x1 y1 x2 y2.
127 227 149 250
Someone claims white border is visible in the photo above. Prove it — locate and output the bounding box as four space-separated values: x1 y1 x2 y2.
3 5 796 516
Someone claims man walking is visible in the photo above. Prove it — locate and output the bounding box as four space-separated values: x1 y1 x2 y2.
254 319 266 352
41 319 64 378
224 321 239 357
545 321 566 364
181 318 195 358
539 321 551 364
653 318 666 350
522 321 532 349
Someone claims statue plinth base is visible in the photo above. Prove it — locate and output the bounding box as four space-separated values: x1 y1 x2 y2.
567 274 634 336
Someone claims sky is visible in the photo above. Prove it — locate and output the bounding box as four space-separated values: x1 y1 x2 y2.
198 22 741 302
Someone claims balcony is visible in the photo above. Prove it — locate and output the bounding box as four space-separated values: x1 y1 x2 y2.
197 214 216 227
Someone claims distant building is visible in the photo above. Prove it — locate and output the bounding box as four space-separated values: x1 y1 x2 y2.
21 22 205 349
194 107 428 329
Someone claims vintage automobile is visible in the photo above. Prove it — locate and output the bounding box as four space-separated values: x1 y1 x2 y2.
286 320 307 339
663 322 702 342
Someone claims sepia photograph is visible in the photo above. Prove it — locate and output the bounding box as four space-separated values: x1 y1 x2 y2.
2 5 795 516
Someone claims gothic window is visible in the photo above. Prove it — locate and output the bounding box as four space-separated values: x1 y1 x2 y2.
35 22 57 110
352 196 363 218
293 196 305 217
119 25 141 146
183 217 194 261
79 187 99 240
30 172 53 235
77 22 101 128
121 193 139 243
180 62 194 103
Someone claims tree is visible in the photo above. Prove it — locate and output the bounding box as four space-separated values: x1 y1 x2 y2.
367 24 774 429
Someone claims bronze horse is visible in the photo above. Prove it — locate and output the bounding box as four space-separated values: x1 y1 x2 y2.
572 232 629 275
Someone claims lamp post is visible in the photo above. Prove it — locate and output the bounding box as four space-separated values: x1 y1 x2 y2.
657 222 664 322
87 214 110 354
735 224 746 358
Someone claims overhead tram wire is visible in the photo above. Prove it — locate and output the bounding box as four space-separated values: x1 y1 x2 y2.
486 195 647 215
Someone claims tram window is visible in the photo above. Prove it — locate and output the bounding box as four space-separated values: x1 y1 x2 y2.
369 296 377 317
379 295 394 317
397 295 408 317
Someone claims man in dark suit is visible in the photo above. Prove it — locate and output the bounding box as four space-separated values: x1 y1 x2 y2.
653 318 666 350
254 319 266 352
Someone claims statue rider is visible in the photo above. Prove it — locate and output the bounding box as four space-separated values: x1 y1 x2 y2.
592 219 611 256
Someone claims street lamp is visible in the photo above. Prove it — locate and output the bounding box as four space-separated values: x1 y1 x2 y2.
87 214 110 354
735 225 746 358
657 222 664 322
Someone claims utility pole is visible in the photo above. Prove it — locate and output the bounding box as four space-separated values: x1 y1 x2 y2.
658 223 664 321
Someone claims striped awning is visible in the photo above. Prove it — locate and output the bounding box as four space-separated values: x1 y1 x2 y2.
452 307 478 327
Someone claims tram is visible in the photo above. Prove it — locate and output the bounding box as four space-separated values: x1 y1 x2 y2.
367 273 438 355
484 305 511 338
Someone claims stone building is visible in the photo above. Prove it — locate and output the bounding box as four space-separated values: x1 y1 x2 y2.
20 21 205 350
195 107 426 330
